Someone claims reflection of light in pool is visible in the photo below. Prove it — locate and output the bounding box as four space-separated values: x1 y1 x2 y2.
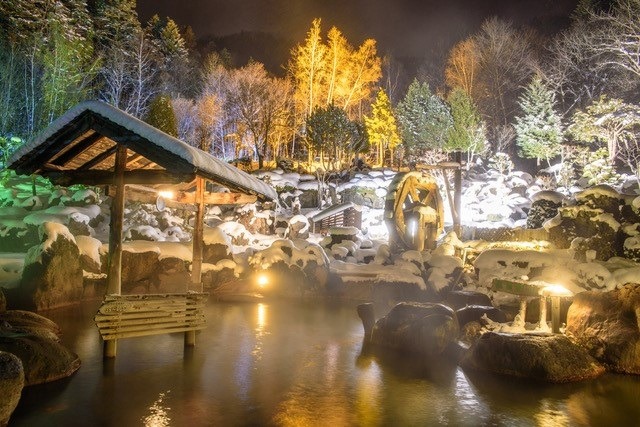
256 303 267 334
142 391 171 427
355 359 382 425
535 399 571 427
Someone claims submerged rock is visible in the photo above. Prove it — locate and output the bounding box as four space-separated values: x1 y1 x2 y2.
370 302 459 357
461 332 604 383
0 351 24 426
0 312 80 386
455 305 507 327
444 290 492 310
566 283 640 374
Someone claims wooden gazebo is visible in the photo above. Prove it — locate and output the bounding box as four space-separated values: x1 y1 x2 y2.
9 100 278 357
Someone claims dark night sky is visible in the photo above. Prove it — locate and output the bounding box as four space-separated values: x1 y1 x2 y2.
137 0 579 59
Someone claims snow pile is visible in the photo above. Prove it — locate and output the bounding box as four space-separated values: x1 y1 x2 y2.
330 259 426 289
471 247 640 306
24 222 77 266
75 235 105 268
248 239 328 271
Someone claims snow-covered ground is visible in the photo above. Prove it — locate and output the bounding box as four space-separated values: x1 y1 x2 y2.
1 164 639 333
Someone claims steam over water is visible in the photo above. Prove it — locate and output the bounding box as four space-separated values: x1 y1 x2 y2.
11 300 640 426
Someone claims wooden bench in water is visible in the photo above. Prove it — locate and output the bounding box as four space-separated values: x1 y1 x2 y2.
94 293 208 340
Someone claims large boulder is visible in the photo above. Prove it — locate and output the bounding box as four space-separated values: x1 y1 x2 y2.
370 302 459 357
0 310 60 341
526 191 564 229
0 351 23 426
546 206 623 261
10 223 83 311
120 250 160 292
444 290 493 310
455 305 508 327
566 283 640 374
461 332 605 383
0 312 80 386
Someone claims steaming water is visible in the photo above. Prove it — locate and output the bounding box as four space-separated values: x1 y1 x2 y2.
10 300 640 426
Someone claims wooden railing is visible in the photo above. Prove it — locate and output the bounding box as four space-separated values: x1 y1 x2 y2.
94 293 207 341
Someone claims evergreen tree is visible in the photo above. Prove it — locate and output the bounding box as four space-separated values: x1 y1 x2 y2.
0 0 97 136
144 15 191 96
306 104 356 170
514 76 563 166
145 94 178 137
92 0 140 49
446 87 487 166
364 89 400 167
396 79 452 162
568 95 640 163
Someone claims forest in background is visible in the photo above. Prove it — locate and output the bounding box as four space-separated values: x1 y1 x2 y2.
0 0 639 187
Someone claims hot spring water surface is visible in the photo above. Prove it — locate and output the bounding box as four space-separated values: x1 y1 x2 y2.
10 300 640 426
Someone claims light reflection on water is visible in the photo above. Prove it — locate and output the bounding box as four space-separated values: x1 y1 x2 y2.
142 391 171 427
10 300 640 426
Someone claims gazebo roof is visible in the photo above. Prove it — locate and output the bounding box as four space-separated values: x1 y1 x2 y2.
8 100 277 202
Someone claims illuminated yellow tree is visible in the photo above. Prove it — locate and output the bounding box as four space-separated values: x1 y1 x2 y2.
364 89 400 167
341 38 381 116
288 19 381 120
325 26 349 106
444 38 478 97
289 18 326 119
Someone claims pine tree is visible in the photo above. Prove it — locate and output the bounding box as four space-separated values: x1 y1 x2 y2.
364 89 400 167
92 0 140 49
446 87 487 166
396 79 452 162
145 94 178 137
514 76 563 166
306 104 356 170
568 95 640 164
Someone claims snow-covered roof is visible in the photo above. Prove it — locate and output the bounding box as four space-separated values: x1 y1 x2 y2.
9 100 277 202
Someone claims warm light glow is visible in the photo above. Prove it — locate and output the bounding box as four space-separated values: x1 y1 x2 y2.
142 391 171 427
540 284 573 297
257 273 269 288
256 303 267 331
408 218 417 238
158 190 174 200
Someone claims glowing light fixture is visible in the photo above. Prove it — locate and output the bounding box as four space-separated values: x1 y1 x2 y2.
540 284 573 334
158 190 175 200
257 273 269 288
540 284 573 297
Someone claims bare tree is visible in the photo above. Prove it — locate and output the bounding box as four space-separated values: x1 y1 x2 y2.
590 0 640 81
473 18 538 127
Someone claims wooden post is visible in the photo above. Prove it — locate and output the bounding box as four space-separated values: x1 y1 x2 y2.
551 296 561 333
453 152 462 237
539 295 547 330
186 176 205 347
104 145 127 358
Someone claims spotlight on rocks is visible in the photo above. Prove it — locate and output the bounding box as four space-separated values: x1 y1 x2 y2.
540 284 573 333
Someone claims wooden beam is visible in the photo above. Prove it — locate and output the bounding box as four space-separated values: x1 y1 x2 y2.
104 144 127 358
78 145 118 170
44 170 196 186
91 117 196 175
454 152 462 236
15 113 94 174
50 132 104 166
191 177 205 292
186 177 205 347
176 192 257 205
